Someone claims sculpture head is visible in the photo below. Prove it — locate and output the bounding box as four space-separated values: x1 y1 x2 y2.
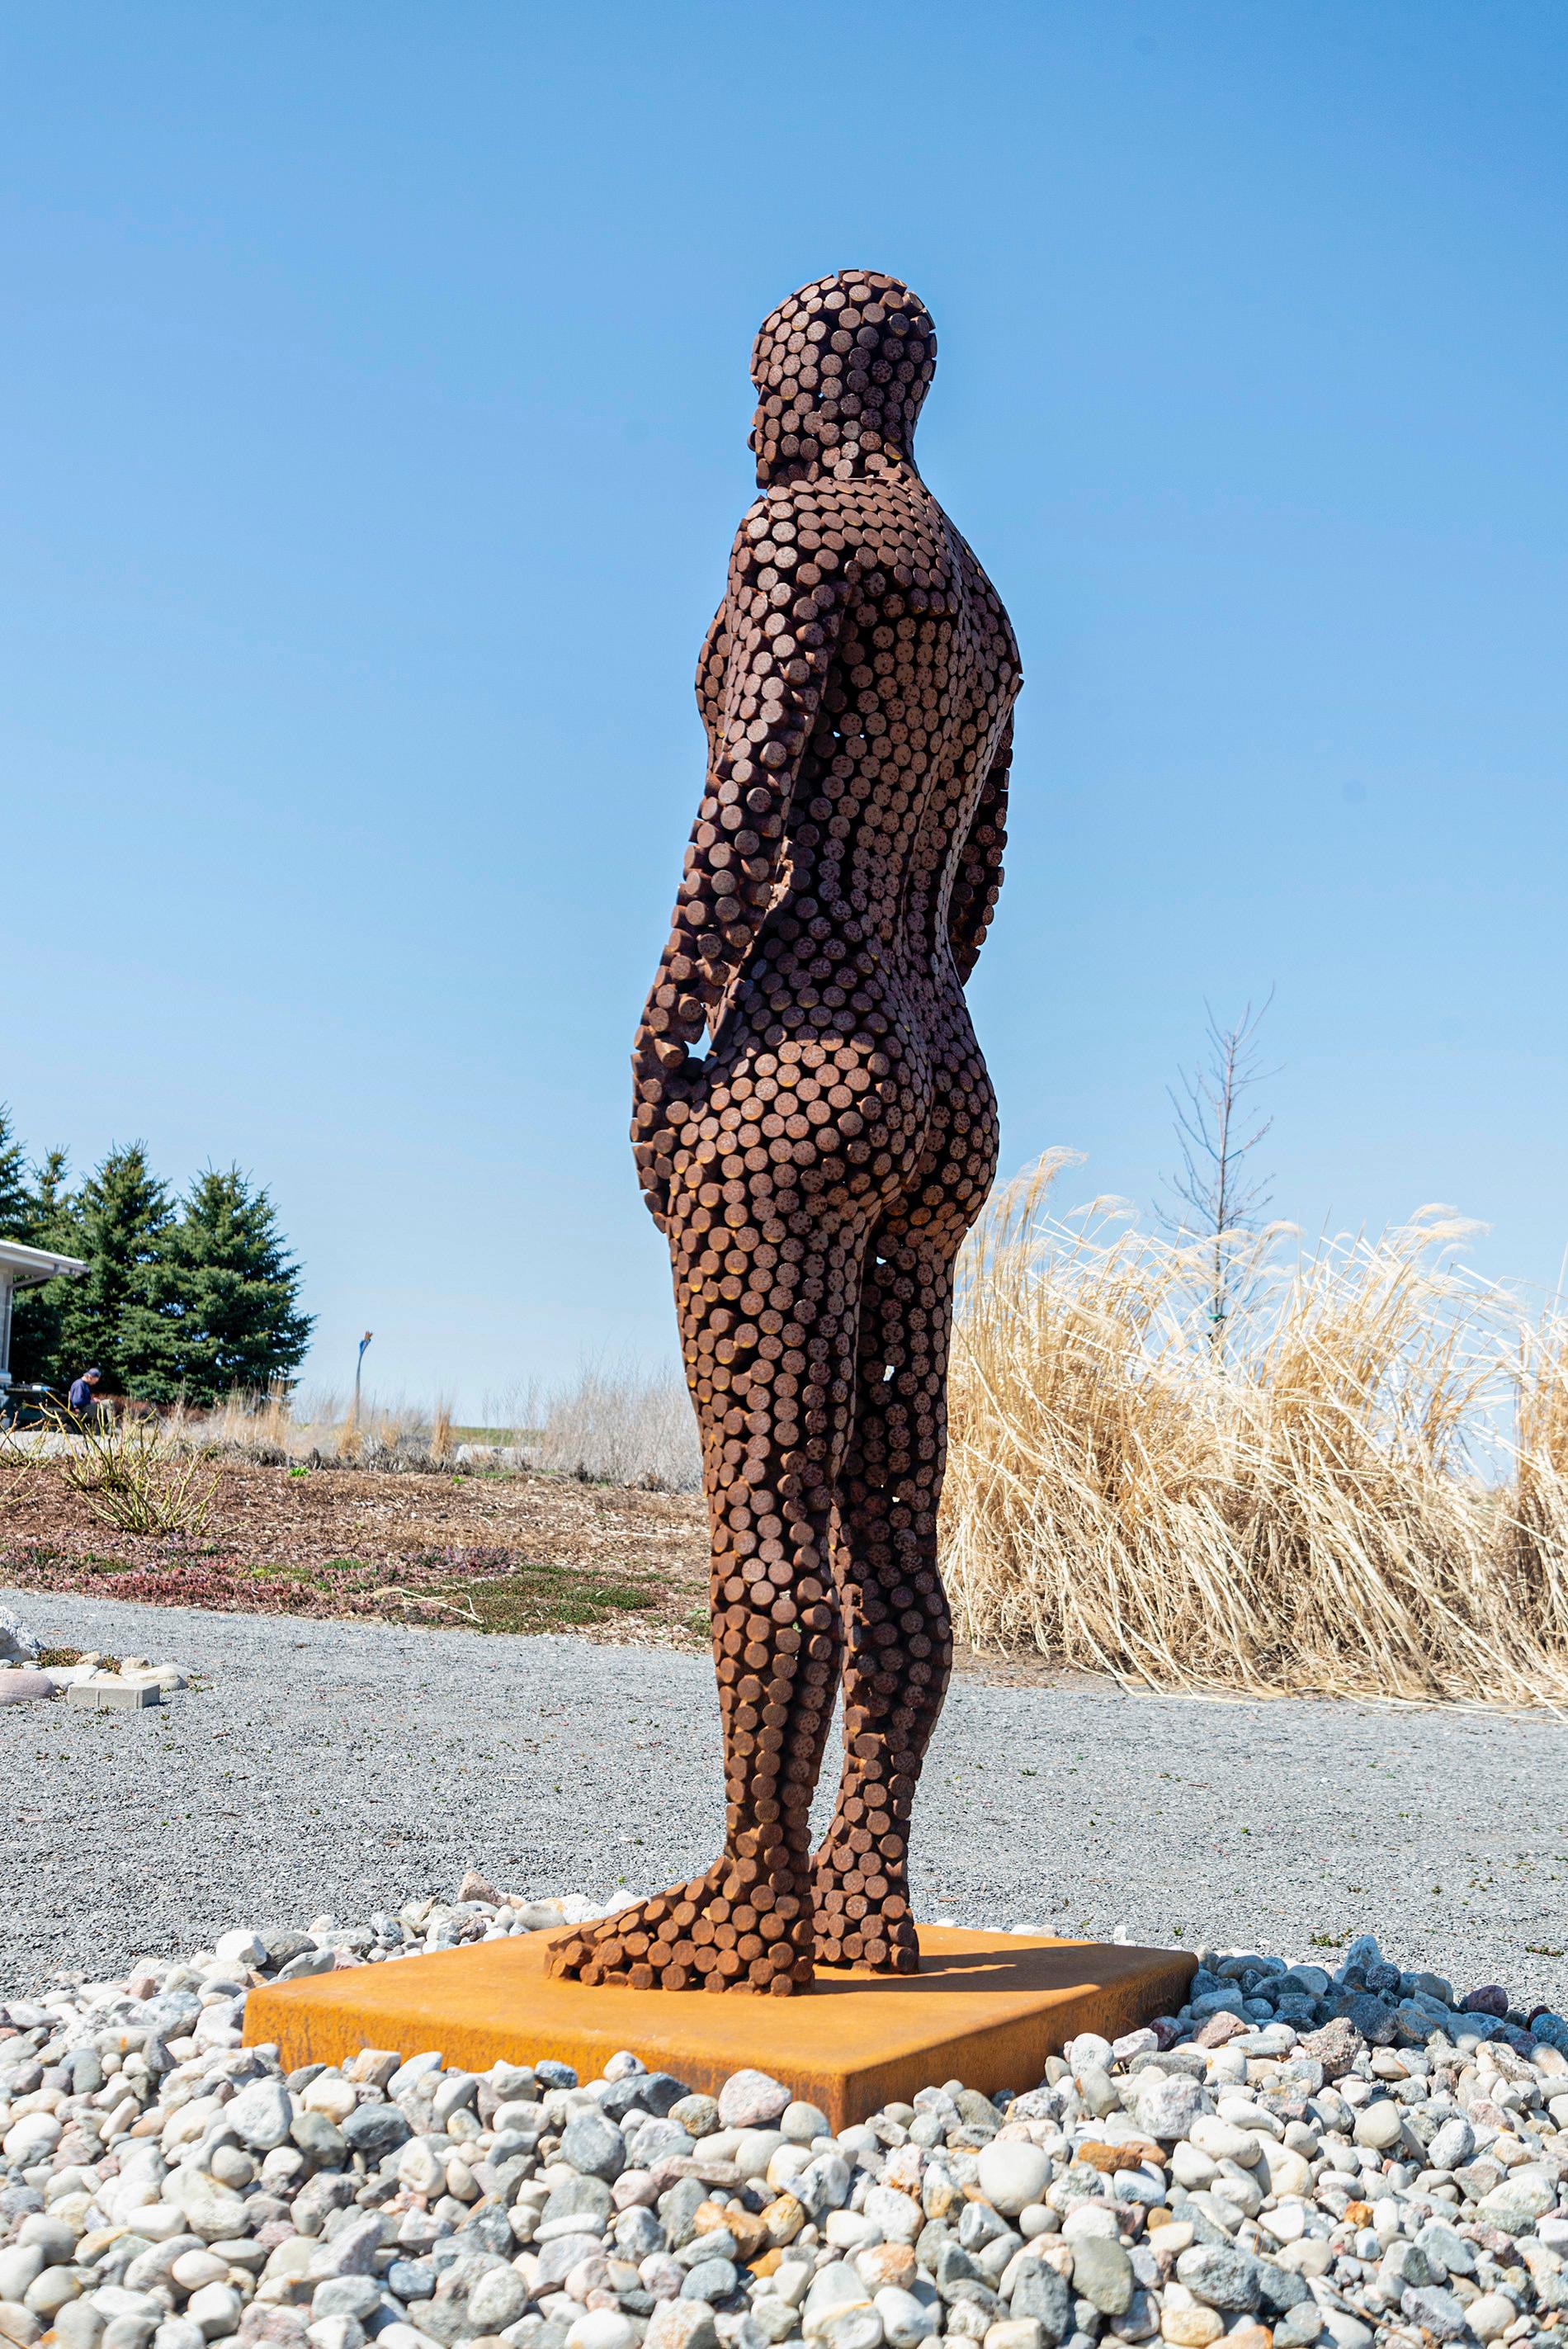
750 271 937 487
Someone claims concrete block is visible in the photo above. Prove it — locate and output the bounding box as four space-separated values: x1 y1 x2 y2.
66 1679 163 1711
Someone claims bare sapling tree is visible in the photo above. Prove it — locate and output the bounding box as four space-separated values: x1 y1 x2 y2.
1161 990 1278 1349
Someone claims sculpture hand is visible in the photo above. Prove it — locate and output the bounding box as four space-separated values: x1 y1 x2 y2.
631 1009 701 1230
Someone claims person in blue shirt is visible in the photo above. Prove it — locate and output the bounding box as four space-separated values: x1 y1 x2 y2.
66 1368 102 1416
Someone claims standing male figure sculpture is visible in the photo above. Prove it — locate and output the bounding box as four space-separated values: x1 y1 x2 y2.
550 271 1019 1997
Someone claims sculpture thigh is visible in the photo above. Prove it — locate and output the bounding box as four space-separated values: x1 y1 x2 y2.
812 1025 1000 1966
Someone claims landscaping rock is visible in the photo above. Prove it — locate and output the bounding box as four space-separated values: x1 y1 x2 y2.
716 2071 791 2130
0 1609 40 1665
0 1671 55 1706
1 1897 1565 2349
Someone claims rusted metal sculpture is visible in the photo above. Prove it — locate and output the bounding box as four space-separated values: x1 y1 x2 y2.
550 272 1020 1995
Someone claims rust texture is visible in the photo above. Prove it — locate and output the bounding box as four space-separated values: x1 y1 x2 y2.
550 271 1021 1996
253 1929 1194 2129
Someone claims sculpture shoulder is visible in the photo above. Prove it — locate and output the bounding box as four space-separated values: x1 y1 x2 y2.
723 484 842 597
725 479 1020 689
728 475 934 576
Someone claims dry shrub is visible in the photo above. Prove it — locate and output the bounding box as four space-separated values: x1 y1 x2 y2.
53 1409 219 1538
169 1385 445 1471
498 1364 701 1492
0 1435 38 1510
940 1151 1568 1707
168 1380 291 1453
162 1368 701 1491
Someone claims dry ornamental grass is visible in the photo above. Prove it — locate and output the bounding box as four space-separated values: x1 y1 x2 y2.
940 1151 1568 1708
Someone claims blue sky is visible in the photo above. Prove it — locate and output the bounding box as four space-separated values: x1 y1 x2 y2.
6 2 1566 1415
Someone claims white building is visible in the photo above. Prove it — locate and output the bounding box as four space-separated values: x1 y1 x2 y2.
0 1238 88 1391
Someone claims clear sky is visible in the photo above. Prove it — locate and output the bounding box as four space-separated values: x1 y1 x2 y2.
6 2 1566 1416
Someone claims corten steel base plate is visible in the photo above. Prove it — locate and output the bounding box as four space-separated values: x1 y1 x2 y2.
244 1926 1194 2129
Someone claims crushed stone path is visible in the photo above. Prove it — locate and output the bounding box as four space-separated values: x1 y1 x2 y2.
5 1586 1566 2004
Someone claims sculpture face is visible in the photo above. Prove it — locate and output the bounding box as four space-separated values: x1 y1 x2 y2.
550 272 1021 1996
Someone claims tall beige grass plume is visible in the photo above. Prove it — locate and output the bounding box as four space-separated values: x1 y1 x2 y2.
940 1151 1568 1709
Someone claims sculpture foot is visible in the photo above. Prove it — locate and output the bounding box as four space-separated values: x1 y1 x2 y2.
810 1843 921 1972
545 1855 815 1996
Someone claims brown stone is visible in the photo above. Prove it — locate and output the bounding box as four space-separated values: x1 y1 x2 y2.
1298 2017 1365 2080
759 2193 806 2247
697 2201 768 2261
857 2244 918 2291
1077 2139 1164 2174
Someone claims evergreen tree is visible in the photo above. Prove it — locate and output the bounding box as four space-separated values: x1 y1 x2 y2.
0 1105 31 1238
163 1166 314 1402
8 1147 84 1387
54 1144 179 1398
30 1147 74 1226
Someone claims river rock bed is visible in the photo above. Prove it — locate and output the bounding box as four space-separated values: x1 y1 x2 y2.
3 1892 1567 2349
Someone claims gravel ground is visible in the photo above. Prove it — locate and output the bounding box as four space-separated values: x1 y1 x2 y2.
6 1586 1567 2007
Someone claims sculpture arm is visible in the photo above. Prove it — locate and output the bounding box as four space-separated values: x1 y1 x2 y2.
632 490 851 1224
947 711 1012 985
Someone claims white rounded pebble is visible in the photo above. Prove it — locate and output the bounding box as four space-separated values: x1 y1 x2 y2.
25 2268 82 2319
226 2077 292 2153
875 2290 938 2349
131 2209 187 2244
825 2210 883 2251
1353 2101 1405 2151
3 2115 62 2162
213 1931 266 1969
803 2262 873 2337
1063 2204 1121 2242
1254 2139 1313 2197
168 2255 228 2295
565 2315 639 2349
1466 2293 1518 2341
174 2176 248 2243
301 2074 357 2122
0 2255 45 2305
822 2314 885 2349
734 2127 787 2179
1188 2117 1259 2167
977 2140 1052 2217
862 2186 924 2244
153 2321 205 2349
717 2068 791 2129
183 2284 241 2340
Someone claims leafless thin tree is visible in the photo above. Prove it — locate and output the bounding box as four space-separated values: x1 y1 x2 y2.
1161 990 1278 1348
